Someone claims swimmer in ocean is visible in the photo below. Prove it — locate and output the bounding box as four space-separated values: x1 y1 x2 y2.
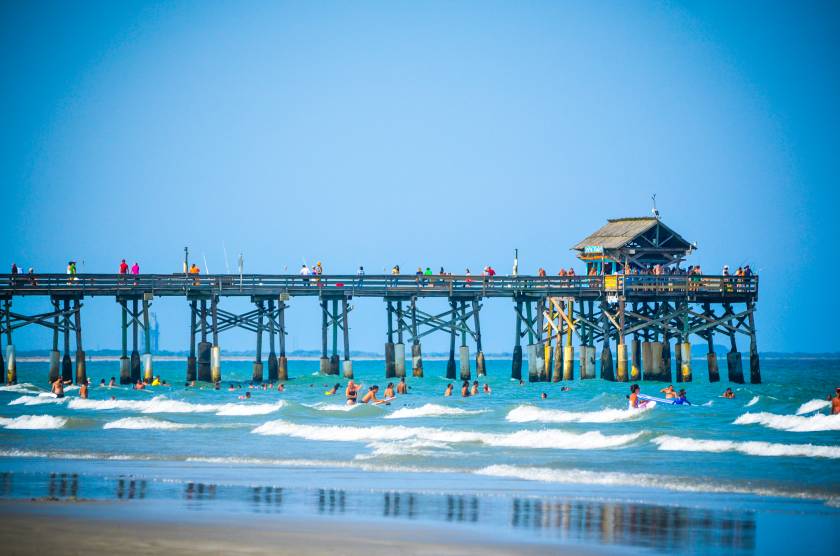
483 383 491 394
325 383 340 396
628 384 640 408
51 379 65 398
444 383 453 397
832 388 840 415
470 381 479 396
660 385 676 399
396 377 407 394
461 381 470 397
384 382 395 398
238 391 251 400
722 388 735 399
345 380 361 405
361 385 388 405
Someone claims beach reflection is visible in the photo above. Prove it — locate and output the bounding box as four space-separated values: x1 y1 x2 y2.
251 486 282 513
116 478 147 500
318 488 343 514
510 498 755 552
48 473 79 498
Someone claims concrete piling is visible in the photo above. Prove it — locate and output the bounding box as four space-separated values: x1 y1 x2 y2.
534 344 545 382
727 350 744 384
143 354 153 383
661 338 672 383
278 355 288 381
394 343 406 378
511 345 522 381
343 360 353 379
49 350 60 383
412 342 423 377
616 343 628 382
674 338 682 383
197 342 211 382
253 361 264 383
341 298 352 379
747 302 761 384
527 344 538 382
680 342 692 382
278 300 288 381
5 345 15 384
649 342 664 381
600 342 613 381
267 300 278 382
385 342 396 378
210 296 219 383
581 345 595 379
472 299 486 377
446 300 457 380
552 342 563 382
459 345 471 381
120 356 131 384
186 300 197 382
563 344 574 381
630 337 641 381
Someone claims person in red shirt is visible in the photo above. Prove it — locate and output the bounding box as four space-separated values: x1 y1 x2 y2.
119 259 128 274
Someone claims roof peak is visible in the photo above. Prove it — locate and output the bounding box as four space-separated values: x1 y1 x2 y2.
607 217 658 222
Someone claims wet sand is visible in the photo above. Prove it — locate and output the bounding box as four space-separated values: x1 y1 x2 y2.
0 501 606 556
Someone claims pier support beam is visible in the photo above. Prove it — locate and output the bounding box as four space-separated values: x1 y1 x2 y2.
725 306 744 383
254 300 264 383
563 302 574 381
615 299 628 382
49 301 60 383
385 301 396 378
661 336 672 383
680 342 692 382
411 298 422 378
394 342 406 378
703 304 720 383
267 300 278 382
330 299 340 375
278 301 288 382
630 336 641 382
142 297 153 382
342 299 353 379
61 299 72 383
640 341 652 381
2 300 14 384
599 302 614 381
73 298 86 385
130 299 141 382
747 302 761 384
186 300 197 382
511 300 523 381
472 299 485 377
197 300 211 382
446 300 456 380
459 301 470 381
210 296 220 383
674 336 682 383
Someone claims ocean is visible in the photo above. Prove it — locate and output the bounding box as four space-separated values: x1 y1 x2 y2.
1 357 838 554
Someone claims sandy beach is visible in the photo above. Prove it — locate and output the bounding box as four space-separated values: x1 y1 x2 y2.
0 501 599 556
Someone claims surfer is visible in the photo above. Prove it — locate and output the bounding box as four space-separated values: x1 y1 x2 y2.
461 381 470 397
384 382 396 398
444 384 453 397
628 384 640 408
51 379 65 398
659 385 676 399
397 377 407 394
722 388 735 399
361 385 388 405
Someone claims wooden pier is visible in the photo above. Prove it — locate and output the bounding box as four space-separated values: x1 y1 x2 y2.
0 217 760 385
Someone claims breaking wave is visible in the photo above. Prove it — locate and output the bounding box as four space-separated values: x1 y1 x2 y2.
796 399 831 415
475 464 839 505
103 417 198 430
67 396 285 416
9 394 67 406
385 404 488 419
744 396 759 407
0 383 42 393
506 404 650 424
252 420 643 449
0 414 67 429
652 435 840 459
733 412 840 432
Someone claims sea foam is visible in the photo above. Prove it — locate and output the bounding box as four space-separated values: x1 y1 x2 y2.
0 415 67 429
652 435 840 459
385 404 487 419
796 399 831 415
733 412 840 432
67 396 285 416
506 404 649 424
252 420 643 449
744 396 759 407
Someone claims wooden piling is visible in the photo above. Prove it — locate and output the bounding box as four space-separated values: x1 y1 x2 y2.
599 301 614 381
472 299 486 377
73 298 86 385
386 300 396 378
640 341 652 381
61 299 72 383
616 299 628 382
267 299 278 382
186 299 197 382
319 299 330 375
278 301 288 382
511 300 523 380
459 301 470 381
661 335 672 383
342 299 353 379
411 298 423 377
254 300 264 382
747 301 761 384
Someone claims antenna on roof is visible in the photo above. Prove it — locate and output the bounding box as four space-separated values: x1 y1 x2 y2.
651 193 660 220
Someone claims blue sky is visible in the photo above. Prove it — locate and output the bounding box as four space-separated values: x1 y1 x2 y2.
1 1 838 353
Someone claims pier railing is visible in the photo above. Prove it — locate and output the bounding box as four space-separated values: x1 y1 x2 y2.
0 273 758 301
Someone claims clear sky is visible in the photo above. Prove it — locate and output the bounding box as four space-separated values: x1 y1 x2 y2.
1 1 838 354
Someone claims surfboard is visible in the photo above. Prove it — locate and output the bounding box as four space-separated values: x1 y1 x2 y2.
638 394 676 405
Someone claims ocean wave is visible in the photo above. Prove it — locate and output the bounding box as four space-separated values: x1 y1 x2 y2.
9 394 67 406
796 399 831 415
744 396 759 407
357 439 454 459
0 415 67 429
505 404 649 424
103 417 198 430
252 420 643 449
304 402 360 412
733 412 840 432
67 396 285 417
0 383 42 393
385 404 488 419
652 435 840 459
475 464 839 505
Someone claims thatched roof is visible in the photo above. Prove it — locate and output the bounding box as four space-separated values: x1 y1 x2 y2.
572 217 691 251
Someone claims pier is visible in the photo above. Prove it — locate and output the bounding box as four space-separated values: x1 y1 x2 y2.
0 218 760 385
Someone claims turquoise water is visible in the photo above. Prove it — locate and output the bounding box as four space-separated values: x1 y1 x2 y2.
1 357 838 554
